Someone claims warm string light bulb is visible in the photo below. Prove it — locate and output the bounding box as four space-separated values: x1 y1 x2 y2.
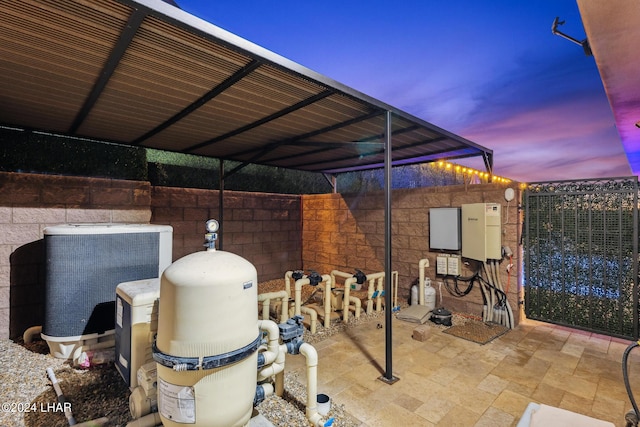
434 160 512 183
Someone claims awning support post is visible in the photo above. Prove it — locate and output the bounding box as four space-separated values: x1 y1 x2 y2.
379 110 399 385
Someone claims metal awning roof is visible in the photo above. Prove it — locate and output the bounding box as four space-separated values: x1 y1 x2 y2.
0 0 492 175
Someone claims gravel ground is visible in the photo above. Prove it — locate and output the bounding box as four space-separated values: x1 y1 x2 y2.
0 278 469 427
0 319 373 427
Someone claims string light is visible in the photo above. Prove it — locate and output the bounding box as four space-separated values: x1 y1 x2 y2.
434 160 513 183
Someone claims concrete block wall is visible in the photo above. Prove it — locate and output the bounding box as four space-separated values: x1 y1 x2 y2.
0 172 151 339
0 169 521 339
0 174 303 340
301 182 523 325
150 187 302 280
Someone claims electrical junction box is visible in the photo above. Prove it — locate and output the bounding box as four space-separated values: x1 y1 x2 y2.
447 255 461 276
429 207 461 251
436 254 461 276
461 203 502 261
436 255 448 275
115 278 160 389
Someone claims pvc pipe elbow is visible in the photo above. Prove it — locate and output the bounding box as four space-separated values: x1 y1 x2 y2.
23 325 42 344
299 342 318 367
125 412 161 427
300 306 317 334
307 411 324 427
261 382 274 398
257 361 284 381
258 320 281 366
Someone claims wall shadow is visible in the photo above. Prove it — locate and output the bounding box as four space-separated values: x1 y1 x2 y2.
10 239 45 340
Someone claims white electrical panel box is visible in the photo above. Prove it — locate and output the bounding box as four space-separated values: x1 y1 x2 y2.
429 207 461 251
461 203 502 261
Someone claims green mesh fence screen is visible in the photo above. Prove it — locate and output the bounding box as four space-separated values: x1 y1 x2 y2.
524 177 639 339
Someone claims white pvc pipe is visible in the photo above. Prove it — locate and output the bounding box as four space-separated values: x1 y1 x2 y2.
320 274 332 328
342 277 353 323
258 319 281 366
364 272 385 314
285 270 302 298
47 367 76 425
331 270 364 323
294 277 326 333
275 344 287 397
374 276 384 312
299 343 323 427
258 291 289 324
482 262 495 323
418 258 429 306
256 323 285 381
261 382 275 399
392 270 399 308
23 325 42 343
341 277 362 323
257 355 285 381
330 270 352 284
293 276 310 316
300 306 318 334
75 417 110 427
126 412 161 427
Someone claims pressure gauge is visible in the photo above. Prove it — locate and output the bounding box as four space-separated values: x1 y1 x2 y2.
205 219 219 233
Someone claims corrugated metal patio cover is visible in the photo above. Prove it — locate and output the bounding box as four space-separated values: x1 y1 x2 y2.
0 0 492 174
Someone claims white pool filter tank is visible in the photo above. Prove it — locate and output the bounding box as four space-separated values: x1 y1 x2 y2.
153 220 260 427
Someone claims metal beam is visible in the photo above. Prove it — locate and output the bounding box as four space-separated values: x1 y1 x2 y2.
132 59 261 144
483 151 494 182
185 90 334 152
286 135 450 170
224 110 385 159
68 7 147 134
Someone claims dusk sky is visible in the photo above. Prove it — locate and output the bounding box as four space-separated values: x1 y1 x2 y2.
175 0 631 183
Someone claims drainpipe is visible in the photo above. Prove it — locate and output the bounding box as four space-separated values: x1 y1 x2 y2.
299 342 323 427
418 258 430 306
